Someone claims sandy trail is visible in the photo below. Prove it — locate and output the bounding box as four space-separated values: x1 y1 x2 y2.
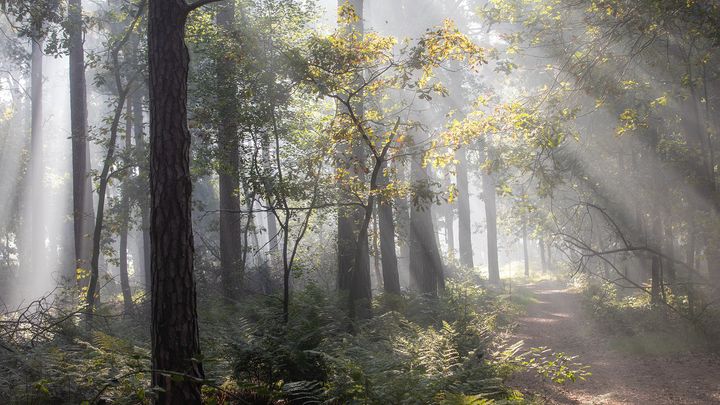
507 280 720 404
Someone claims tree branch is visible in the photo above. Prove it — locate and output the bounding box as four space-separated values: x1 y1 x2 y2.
185 0 224 13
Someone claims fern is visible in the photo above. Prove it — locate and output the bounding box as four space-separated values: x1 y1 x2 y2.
282 380 325 404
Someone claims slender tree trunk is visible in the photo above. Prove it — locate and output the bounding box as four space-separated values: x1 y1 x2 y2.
686 220 696 316
216 1 243 298
372 211 382 289
650 253 662 306
119 98 133 313
378 160 400 294
522 222 529 277
662 209 676 287
444 202 454 254
87 72 130 315
262 138 279 254
547 242 553 270
395 164 410 284
132 92 151 290
69 0 95 282
539 239 546 273
686 223 696 271
456 148 473 268
148 0 204 402
29 37 45 277
481 151 500 284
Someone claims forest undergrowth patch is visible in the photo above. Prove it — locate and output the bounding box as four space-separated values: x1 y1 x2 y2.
579 279 715 355
0 274 587 404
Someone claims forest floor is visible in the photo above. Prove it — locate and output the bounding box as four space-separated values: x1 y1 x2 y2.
507 279 720 404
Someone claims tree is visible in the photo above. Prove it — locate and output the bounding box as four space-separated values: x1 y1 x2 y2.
86 3 142 318
482 147 500 285
377 159 400 294
147 0 217 401
215 0 243 298
303 3 485 311
409 154 445 295
68 0 95 283
118 97 134 313
131 69 151 291
456 147 473 268
335 0 369 301
28 27 44 278
522 221 529 277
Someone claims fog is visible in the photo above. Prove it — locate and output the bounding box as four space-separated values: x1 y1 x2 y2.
1 0 719 403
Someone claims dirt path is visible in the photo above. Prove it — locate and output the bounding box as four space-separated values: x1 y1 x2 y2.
507 280 720 404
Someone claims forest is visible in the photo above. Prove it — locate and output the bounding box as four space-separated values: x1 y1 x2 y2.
0 0 719 403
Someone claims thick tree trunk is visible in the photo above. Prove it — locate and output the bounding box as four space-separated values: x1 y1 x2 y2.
148 0 204 402
378 161 400 295
482 162 500 285
456 148 473 268
409 156 444 296
216 1 243 298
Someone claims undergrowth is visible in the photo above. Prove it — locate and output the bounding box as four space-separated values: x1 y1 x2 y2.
0 274 589 404
580 279 713 354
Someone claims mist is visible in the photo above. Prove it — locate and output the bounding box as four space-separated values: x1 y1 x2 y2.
0 0 719 403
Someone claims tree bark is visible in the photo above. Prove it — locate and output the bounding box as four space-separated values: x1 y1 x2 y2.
29 37 45 276
539 239 546 273
118 227 132 309
409 155 444 296
263 138 279 254
378 160 400 294
68 0 93 280
662 209 676 286
522 222 529 277
119 98 133 313
444 202 454 255
372 211 382 289
216 1 243 298
87 67 131 316
481 154 500 285
395 162 411 285
336 0 369 298
148 0 205 402
132 92 152 290
69 0 95 282
456 148 473 268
